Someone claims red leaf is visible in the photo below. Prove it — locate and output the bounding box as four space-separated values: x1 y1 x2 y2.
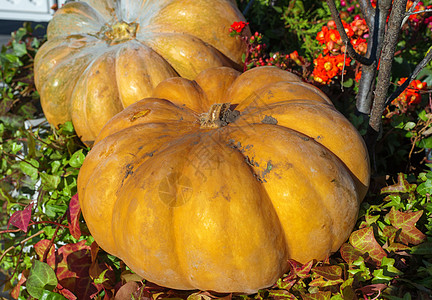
8 203 33 233
75 277 98 299
311 265 343 281
301 291 331 300
11 272 26 299
269 289 297 299
115 282 140 300
385 242 410 252
90 241 99 263
34 239 56 267
288 259 313 279
387 207 426 245
57 283 77 300
382 226 399 244
357 284 387 296
68 194 82 239
381 173 416 194
349 227 387 265
340 243 363 264
56 240 91 281
308 276 344 287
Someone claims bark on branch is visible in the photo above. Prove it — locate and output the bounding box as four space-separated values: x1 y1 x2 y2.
386 47 432 105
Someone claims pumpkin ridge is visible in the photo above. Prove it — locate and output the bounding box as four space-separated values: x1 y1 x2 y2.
144 32 240 79
40 48 103 127
164 133 287 291
38 41 105 88
225 123 358 262
237 100 370 199
71 48 124 143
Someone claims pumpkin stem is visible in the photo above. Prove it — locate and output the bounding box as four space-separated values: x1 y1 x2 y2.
200 103 239 128
101 21 139 45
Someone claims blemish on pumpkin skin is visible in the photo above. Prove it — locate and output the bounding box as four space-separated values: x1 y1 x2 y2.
261 115 278 125
120 163 134 187
130 109 151 122
262 161 273 178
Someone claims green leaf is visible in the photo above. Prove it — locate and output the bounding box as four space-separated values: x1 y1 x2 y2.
58 121 74 134
403 122 416 130
11 142 23 154
40 290 68 300
381 257 402 276
94 269 109 284
417 180 432 196
19 159 39 181
12 41 27 57
26 260 58 299
342 78 354 88
40 173 61 191
417 137 432 149
273 6 283 13
418 110 429 122
69 149 85 168
340 278 356 300
372 269 393 284
411 242 432 255
51 160 62 174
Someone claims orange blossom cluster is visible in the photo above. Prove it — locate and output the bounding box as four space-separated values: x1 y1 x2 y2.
313 18 369 84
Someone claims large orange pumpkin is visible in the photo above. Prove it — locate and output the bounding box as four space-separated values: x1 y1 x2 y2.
77 66 370 293
34 0 249 145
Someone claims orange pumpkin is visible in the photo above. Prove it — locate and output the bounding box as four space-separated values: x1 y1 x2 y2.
34 0 249 145
78 66 370 293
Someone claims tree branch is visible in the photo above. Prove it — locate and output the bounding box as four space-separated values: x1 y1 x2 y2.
326 0 374 65
358 0 374 26
369 0 408 134
0 230 45 264
356 0 392 114
386 47 432 105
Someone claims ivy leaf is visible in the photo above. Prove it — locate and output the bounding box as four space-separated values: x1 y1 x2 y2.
381 257 402 276
349 226 387 265
311 265 342 281
34 239 56 268
69 150 85 168
27 260 58 299
12 40 27 57
67 194 82 239
349 257 372 281
357 284 388 298
56 240 91 281
40 290 68 300
40 173 61 191
11 272 27 299
340 243 363 264
8 203 33 232
301 291 331 300
340 278 356 300
269 289 297 299
411 242 432 255
417 180 432 196
288 259 314 279
387 207 426 245
381 173 416 194
19 159 39 181
382 226 399 244
372 269 393 284
309 276 344 287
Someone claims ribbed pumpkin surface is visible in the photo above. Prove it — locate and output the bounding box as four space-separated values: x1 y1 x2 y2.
34 0 249 145
78 66 370 293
